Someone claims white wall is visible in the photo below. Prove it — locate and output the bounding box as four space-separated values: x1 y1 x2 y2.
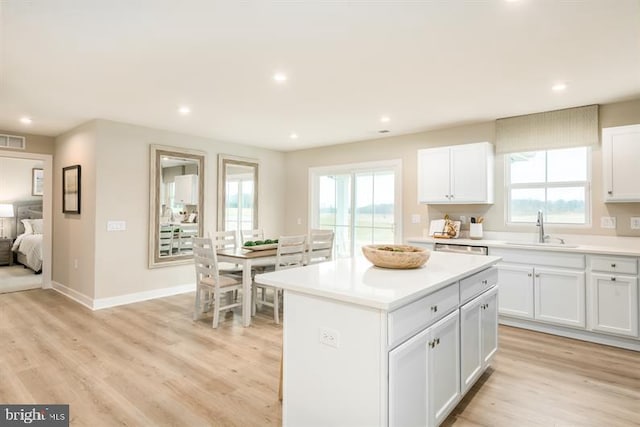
54 121 98 299
53 119 286 304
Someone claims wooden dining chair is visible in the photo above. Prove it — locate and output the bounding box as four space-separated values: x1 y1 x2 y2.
211 230 244 275
307 229 335 264
193 237 243 328
253 234 307 324
241 229 264 245
212 230 238 251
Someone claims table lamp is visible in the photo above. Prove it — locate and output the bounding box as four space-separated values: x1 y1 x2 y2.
0 204 15 239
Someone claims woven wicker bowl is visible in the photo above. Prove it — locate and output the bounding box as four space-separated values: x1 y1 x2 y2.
361 244 430 269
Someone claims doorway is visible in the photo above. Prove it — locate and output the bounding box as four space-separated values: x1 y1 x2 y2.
0 152 52 293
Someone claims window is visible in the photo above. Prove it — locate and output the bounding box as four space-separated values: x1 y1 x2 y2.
506 147 590 224
311 160 401 258
224 174 255 233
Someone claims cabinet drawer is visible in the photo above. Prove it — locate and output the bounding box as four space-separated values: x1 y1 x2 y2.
388 282 459 348
589 255 637 275
460 267 497 304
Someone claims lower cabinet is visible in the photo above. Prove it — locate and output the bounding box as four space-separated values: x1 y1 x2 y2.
460 286 498 394
589 273 639 337
389 310 460 427
535 267 585 328
496 264 534 319
496 263 585 328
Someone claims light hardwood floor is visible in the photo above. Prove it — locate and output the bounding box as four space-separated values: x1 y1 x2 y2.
1 289 639 426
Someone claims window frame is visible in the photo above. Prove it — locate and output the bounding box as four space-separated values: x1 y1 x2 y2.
309 159 403 258
505 147 592 227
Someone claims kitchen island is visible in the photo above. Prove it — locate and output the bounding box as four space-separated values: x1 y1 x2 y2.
255 251 501 427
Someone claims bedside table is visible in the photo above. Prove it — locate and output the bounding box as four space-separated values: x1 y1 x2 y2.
0 238 13 266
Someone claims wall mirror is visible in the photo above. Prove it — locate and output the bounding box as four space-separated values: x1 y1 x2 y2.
149 145 205 268
217 154 259 237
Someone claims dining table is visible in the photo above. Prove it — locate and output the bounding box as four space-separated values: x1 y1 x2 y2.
216 247 278 327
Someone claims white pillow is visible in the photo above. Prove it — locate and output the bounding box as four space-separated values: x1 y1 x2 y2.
21 219 33 235
31 219 44 234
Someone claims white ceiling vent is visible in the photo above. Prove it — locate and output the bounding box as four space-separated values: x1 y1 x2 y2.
0 134 26 150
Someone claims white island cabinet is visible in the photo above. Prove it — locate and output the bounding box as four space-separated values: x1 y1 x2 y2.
255 252 500 427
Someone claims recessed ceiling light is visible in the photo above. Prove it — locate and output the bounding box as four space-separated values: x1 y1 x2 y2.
380 116 390 123
552 83 567 92
273 72 288 83
178 106 191 115
20 117 32 125
290 133 298 140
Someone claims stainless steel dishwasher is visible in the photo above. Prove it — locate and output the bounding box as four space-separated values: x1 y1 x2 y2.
434 242 488 255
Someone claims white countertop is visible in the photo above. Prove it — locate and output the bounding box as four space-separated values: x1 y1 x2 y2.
254 252 500 311
407 234 640 257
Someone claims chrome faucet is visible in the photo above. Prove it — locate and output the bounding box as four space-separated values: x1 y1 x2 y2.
536 210 547 243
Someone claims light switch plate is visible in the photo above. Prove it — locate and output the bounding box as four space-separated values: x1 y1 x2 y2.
600 217 616 229
411 214 421 224
631 217 640 230
107 220 126 231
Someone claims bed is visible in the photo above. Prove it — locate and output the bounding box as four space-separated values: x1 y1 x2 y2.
11 200 43 273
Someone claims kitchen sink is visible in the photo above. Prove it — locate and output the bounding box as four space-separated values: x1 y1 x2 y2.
504 242 579 249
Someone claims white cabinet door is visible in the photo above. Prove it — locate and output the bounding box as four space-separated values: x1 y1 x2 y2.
497 264 534 319
602 124 640 202
460 286 498 395
389 327 429 427
534 267 586 328
450 143 493 203
417 142 494 204
418 146 450 203
428 311 460 427
174 174 198 205
481 286 499 366
590 273 639 337
460 294 482 394
389 310 460 427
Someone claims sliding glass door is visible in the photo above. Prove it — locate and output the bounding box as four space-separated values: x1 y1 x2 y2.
311 160 401 258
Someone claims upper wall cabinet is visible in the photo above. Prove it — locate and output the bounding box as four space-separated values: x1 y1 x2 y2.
418 142 494 204
602 124 640 202
174 174 199 205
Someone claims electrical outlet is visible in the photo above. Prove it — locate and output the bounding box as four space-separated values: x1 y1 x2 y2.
460 216 467 224
411 214 421 224
631 217 640 230
601 217 616 229
319 328 340 348
73 259 78 269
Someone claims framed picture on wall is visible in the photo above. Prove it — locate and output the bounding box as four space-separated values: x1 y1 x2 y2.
63 165 81 214
32 168 44 196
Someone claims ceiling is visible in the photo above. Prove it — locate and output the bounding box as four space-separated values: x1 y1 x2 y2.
1 1 639 152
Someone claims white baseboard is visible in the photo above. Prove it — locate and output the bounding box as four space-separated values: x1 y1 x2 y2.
51 281 196 311
499 316 640 352
51 281 94 310
92 283 196 310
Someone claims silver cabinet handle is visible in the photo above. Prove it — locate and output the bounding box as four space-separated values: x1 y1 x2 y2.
527 273 532 277
607 190 613 195
535 274 540 278
611 263 616 268
430 305 438 312
611 277 617 281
